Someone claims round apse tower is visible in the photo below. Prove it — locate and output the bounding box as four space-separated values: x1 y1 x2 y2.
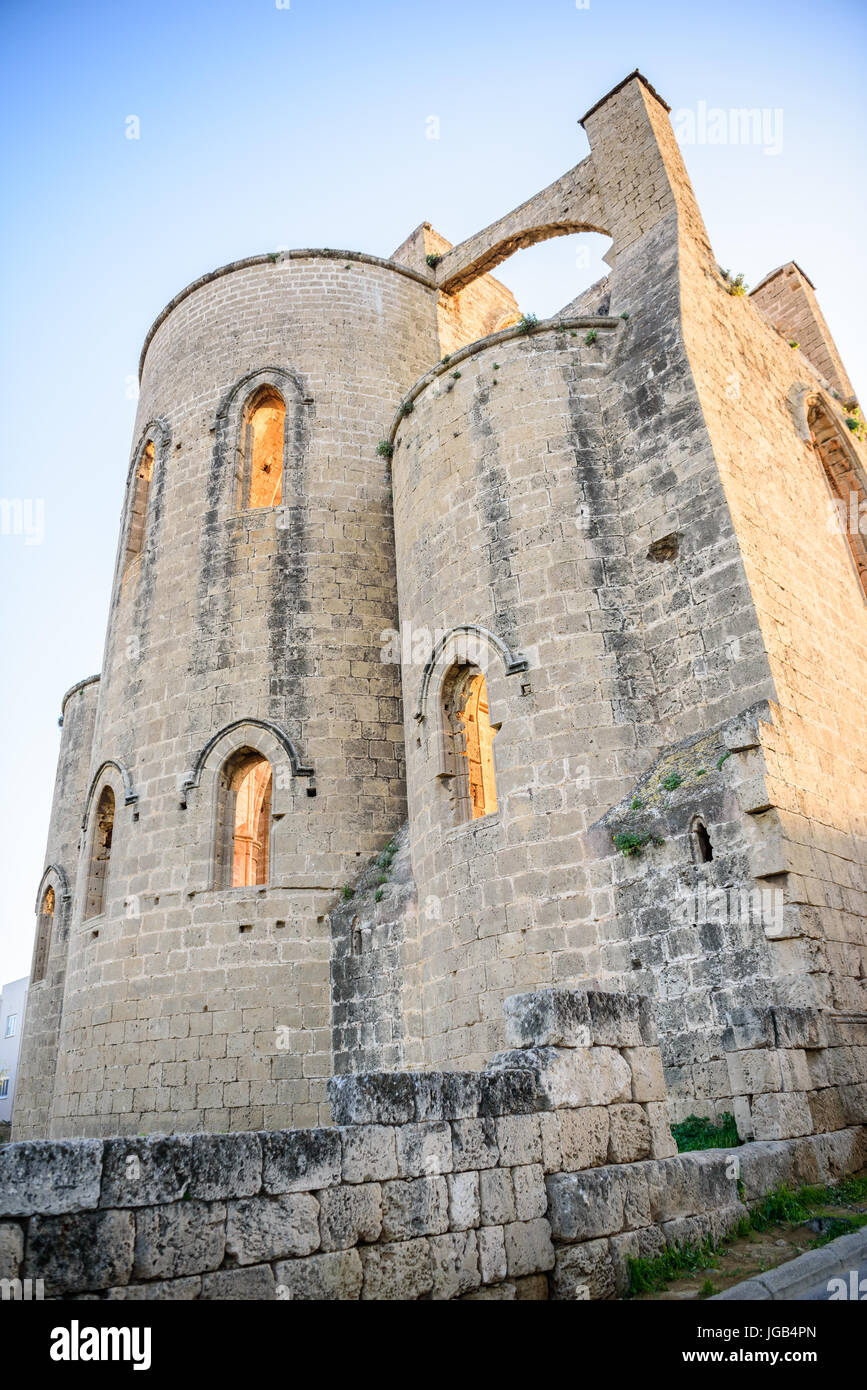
41 249 440 1138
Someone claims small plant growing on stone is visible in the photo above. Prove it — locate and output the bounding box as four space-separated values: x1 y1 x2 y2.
631 796 643 810
341 885 354 901
268 252 281 263
612 830 662 857
441 354 451 365
620 311 630 320
696 768 706 777
376 873 388 886
726 272 748 296
376 441 394 460
374 888 384 902
844 403 866 440
584 329 598 345
716 751 732 770
788 339 799 349
661 772 682 791
451 370 461 379
425 252 442 269
515 312 538 334
401 401 414 417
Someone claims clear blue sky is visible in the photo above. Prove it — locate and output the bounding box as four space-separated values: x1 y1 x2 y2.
1 0 865 983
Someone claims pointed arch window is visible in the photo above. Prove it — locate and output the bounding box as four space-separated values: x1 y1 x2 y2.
33 884 55 982
124 439 154 569
216 750 273 887
85 786 115 919
443 666 499 822
808 400 867 599
241 388 285 510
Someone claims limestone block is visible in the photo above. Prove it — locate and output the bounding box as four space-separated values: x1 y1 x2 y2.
201 1264 276 1300
495 1114 542 1167
340 1125 398 1183
750 1092 813 1141
558 1107 610 1169
621 1167 652 1229
327 1072 415 1126
779 1049 811 1092
607 1104 652 1163
273 1249 362 1300
0 1139 103 1217
395 1121 453 1178
462 1280 515 1299
100 1135 192 1208
550 1237 615 1300
661 1212 715 1248
450 1117 499 1172
381 1176 449 1239
0 1222 24 1279
225 1193 319 1264
622 1047 667 1102
486 1046 630 1109
429 1230 481 1299
679 1151 740 1212
446 1170 480 1230
645 1102 678 1158
512 1164 547 1221
514 1274 549 1299
25 1210 135 1295
133 1201 225 1281
771 1006 827 1050
360 1238 433 1300
190 1132 262 1200
318 1183 381 1251
586 991 643 1046
545 1169 624 1242
503 1218 554 1278
479 1168 517 1225
721 1007 775 1052
539 1112 563 1173
503 989 591 1048
261 1128 341 1194
736 1140 797 1200
725 1048 782 1097
478 1225 507 1283
479 1068 548 1116
839 1083 867 1127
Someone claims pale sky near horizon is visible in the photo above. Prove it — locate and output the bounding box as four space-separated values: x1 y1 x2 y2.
1 0 865 983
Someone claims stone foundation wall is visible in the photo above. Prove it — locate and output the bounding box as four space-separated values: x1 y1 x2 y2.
2 991 864 1301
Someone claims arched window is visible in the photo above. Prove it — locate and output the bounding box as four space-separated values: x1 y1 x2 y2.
33 884 55 982
808 400 867 599
691 818 713 864
85 786 115 918
124 440 154 568
241 388 285 510
443 666 498 821
216 750 273 887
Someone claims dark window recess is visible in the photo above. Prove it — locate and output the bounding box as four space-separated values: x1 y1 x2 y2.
647 532 680 562
693 820 713 863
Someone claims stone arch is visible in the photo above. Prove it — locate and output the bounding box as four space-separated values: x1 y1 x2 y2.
805 395 867 599
120 418 171 578
81 759 138 830
180 718 314 809
414 626 527 726
31 864 70 983
215 367 312 516
83 783 116 920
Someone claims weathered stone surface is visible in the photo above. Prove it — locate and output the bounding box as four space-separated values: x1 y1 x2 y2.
546 1169 624 1242
262 1129 341 1194
503 1218 554 1277
462 1280 516 1300
479 1068 549 1116
225 1193 319 1264
726 1049 783 1097
201 1264 277 1300
586 992 643 1047
0 1222 24 1279
318 1183 381 1251
558 1107 610 1169
512 1164 547 1221
503 989 592 1049
622 1047 666 1102
446 1170 480 1230
609 1225 666 1296
479 1168 516 1226
24 1210 135 1295
191 1132 262 1200
429 1230 480 1299
359 1238 433 1300
274 1249 363 1300
381 1176 449 1239
514 1273 549 1299
328 1072 415 1127
340 1125 398 1183
106 1276 202 1300
100 1135 192 1208
721 1006 775 1052
607 1104 652 1163
133 1201 225 1281
645 1101 678 1158
550 1237 615 1299
451 1117 499 1172
477 1224 507 1283
771 1006 827 1050
495 1114 542 1167
486 1047 631 1109
395 1121 452 1178
807 1087 847 1134
0 1140 103 1217
750 1091 813 1140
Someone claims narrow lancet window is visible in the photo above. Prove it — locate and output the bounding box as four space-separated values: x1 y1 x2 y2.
444 666 499 821
85 787 115 918
124 440 154 568
243 390 285 509
216 751 273 887
33 884 55 982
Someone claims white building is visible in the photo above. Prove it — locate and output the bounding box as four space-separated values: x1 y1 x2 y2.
0 976 29 1126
